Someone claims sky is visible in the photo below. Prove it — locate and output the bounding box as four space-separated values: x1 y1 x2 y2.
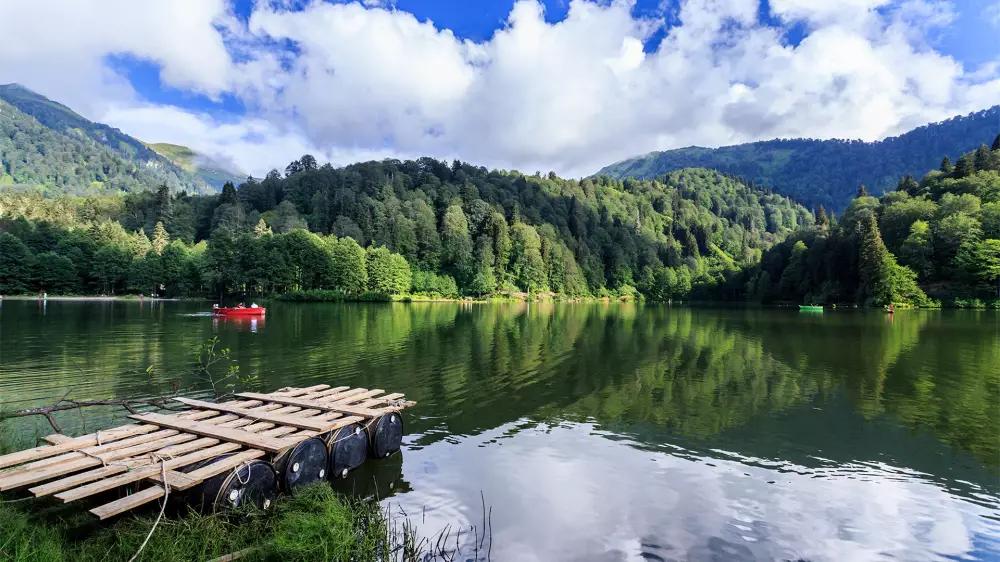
1 0 998 178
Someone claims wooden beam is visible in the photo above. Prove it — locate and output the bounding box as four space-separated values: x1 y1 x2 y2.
90 486 165 520
129 413 296 453
0 424 159 470
172 397 336 431
56 442 242 503
235 393 385 418
0 433 199 491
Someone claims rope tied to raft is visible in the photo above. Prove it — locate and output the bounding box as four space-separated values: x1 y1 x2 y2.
127 454 170 562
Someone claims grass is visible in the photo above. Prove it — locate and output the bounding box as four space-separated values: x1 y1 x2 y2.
1 484 398 562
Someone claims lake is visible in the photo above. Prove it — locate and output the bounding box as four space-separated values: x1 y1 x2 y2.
1 300 998 561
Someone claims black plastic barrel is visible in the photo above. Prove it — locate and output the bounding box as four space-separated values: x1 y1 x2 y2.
184 455 277 513
272 437 328 493
366 413 403 459
324 423 368 479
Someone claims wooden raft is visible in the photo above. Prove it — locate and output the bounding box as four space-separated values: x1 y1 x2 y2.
0 384 414 520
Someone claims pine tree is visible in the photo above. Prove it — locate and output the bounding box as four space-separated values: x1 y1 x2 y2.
151 221 170 255
974 145 992 172
253 218 272 238
896 175 919 195
940 157 953 174
816 206 829 228
954 154 975 177
856 184 868 198
857 214 926 306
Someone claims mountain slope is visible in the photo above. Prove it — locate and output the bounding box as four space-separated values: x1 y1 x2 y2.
597 106 1000 212
0 83 212 195
146 142 245 189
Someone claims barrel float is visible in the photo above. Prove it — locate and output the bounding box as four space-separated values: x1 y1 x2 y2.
366 413 403 459
324 423 368 479
273 437 328 493
185 455 277 513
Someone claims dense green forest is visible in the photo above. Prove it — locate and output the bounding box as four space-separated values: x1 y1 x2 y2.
598 106 1000 212
734 138 1000 307
0 158 811 300
0 84 221 194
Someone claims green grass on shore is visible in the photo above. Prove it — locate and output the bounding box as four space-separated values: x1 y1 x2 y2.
1 484 394 562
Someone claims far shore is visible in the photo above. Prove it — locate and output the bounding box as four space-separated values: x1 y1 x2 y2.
0 295 200 302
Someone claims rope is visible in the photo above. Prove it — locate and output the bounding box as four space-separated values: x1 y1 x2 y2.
127 455 170 562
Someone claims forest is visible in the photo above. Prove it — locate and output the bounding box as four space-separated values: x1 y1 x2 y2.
598 105 1000 212
735 138 1000 307
0 158 811 300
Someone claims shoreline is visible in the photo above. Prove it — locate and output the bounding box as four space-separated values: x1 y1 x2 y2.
0 295 197 302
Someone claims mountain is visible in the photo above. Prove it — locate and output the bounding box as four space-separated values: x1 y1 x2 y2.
597 106 1000 212
0 83 213 195
146 142 245 189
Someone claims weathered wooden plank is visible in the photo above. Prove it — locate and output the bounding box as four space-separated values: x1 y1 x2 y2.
29 465 128 497
56 442 242 503
172 397 336 431
129 413 296 453
0 424 159 470
3 429 180 475
42 434 73 445
235 393 384 418
0 433 200 491
181 449 266 487
148 469 199 490
90 486 166 520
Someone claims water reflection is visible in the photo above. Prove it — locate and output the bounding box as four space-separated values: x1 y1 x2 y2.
0 301 997 560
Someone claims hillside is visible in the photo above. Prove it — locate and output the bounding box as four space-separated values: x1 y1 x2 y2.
597 106 1000 212
146 142 245 189
0 83 212 195
0 157 812 299
731 139 1000 306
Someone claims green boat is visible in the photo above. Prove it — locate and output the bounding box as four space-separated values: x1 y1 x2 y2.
798 305 824 312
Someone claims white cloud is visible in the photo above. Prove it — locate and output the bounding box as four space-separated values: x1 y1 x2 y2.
1 0 998 178
986 1 1000 28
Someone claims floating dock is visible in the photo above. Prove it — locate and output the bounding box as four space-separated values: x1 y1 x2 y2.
0 384 413 519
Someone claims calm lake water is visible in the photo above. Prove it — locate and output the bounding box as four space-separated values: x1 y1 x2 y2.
1 300 998 561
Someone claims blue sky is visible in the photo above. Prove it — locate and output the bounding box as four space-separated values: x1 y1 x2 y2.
2 0 998 176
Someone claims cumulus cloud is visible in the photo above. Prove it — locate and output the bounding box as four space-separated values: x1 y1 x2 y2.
1 0 998 177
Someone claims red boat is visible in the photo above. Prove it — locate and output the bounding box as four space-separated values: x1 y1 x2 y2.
212 305 266 316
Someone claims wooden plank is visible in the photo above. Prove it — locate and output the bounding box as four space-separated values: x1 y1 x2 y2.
129 413 297 453
42 434 73 445
56 442 242 503
0 433 199 491
35 414 300 498
235 393 384 418
3 429 180 475
0 424 159 469
90 486 166 520
172 397 336 431
29 465 127 497
148 469 199 490
182 449 266 487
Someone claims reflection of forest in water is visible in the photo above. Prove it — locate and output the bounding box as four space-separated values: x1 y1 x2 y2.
1 301 997 476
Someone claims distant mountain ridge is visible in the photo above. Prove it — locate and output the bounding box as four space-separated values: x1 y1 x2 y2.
596 106 1000 212
0 83 227 195
146 142 245 189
